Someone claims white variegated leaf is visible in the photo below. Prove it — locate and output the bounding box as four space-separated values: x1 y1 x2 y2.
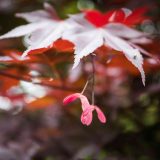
0 3 65 58
124 48 145 85
22 22 67 57
103 30 145 85
16 11 52 22
44 2 59 19
129 42 153 58
129 37 152 44
67 13 93 29
63 29 103 69
16 3 59 23
0 22 48 39
24 28 51 47
105 23 148 39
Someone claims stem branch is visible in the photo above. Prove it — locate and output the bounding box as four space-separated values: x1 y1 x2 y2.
81 79 89 94
91 54 95 105
0 71 78 92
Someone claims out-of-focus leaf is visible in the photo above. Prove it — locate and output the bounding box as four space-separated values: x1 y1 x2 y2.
27 96 56 110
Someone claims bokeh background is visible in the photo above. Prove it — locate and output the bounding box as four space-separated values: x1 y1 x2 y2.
0 0 160 160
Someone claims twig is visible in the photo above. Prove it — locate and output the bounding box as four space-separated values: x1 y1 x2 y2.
0 71 78 92
81 79 89 94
